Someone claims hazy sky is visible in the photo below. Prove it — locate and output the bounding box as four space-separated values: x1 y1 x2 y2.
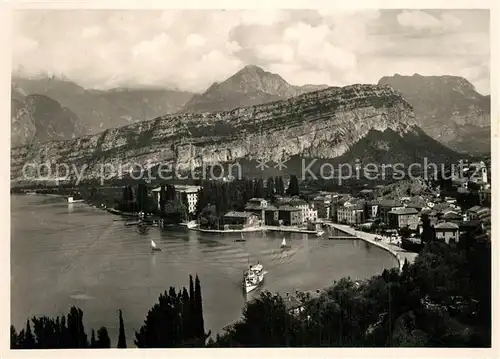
12 9 490 94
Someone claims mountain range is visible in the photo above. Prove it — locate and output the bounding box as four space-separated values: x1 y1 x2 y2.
11 76 194 146
10 65 490 159
11 83 462 183
378 74 490 154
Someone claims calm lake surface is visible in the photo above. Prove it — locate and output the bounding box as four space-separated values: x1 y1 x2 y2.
11 195 398 345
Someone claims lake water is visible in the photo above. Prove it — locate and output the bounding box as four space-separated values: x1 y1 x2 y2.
11 195 398 346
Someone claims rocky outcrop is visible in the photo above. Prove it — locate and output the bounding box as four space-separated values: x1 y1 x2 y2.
378 74 490 154
11 84 460 182
11 93 88 147
180 65 332 113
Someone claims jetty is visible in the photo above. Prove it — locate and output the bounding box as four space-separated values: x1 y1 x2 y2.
325 223 417 271
328 235 355 240
190 225 324 235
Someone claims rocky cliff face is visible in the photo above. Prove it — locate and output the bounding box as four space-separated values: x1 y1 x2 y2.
11 84 459 182
378 74 490 154
11 92 88 147
180 65 331 113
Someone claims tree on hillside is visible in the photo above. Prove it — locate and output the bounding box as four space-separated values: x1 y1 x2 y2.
66 307 88 348
244 180 255 203
275 176 285 195
287 175 300 196
194 275 205 338
10 307 101 349
254 178 265 198
164 199 188 224
95 327 111 348
363 201 370 221
159 184 167 216
420 214 435 243
265 177 275 198
117 310 127 348
24 319 35 349
90 329 96 348
134 275 208 348
168 184 177 201
136 183 149 213
199 204 219 229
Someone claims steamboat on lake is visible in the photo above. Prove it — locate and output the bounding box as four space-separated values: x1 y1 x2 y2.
243 262 265 293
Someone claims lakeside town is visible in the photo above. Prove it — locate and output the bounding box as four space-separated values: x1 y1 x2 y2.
9 8 493 351
13 157 492 262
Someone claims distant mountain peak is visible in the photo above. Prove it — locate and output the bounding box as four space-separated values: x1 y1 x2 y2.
180 65 329 113
238 64 267 73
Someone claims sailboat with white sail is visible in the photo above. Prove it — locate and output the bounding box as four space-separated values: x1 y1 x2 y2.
151 239 161 252
280 237 291 249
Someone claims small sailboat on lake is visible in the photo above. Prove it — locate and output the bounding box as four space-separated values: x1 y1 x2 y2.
280 237 291 249
235 233 246 242
151 239 161 252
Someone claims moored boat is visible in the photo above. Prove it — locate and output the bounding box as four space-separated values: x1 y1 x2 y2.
138 223 150 234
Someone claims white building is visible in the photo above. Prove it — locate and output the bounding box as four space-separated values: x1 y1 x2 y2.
305 204 318 222
152 185 202 214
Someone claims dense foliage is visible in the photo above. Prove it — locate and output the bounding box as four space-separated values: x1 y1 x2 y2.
11 307 110 349
134 274 207 347
11 275 207 349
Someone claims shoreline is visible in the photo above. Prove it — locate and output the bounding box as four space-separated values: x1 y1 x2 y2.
15 192 413 271
189 225 322 234
325 223 417 271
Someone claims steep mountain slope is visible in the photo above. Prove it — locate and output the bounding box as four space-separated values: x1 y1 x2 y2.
11 84 461 182
11 93 88 147
378 74 490 154
180 65 331 113
11 76 194 133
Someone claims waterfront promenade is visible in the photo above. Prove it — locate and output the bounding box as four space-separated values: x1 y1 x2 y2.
326 222 418 271
190 225 322 235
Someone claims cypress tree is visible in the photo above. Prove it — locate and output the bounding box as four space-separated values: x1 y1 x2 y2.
117 309 127 348
90 329 96 348
67 307 88 348
194 275 205 338
96 327 111 348
122 186 129 210
60 315 68 348
266 177 275 198
159 184 166 215
274 176 280 195
24 319 35 349
287 175 299 196
254 178 265 198
277 176 285 195
10 325 18 349
189 275 195 332
181 287 192 341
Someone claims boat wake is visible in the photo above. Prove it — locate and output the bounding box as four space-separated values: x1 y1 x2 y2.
69 293 94 300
